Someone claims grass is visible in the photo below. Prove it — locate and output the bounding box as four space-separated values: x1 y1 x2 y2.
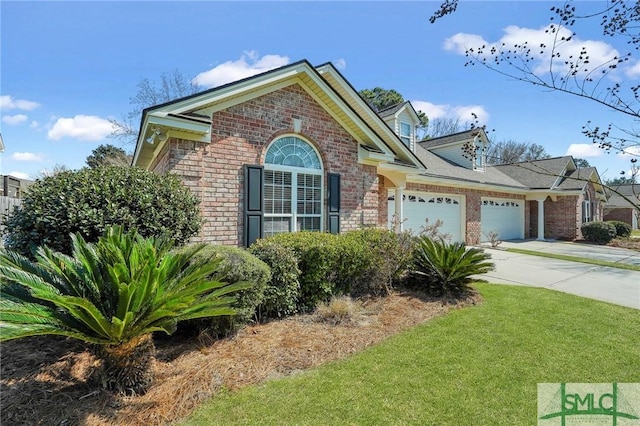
632 229 640 237
504 247 640 271
184 284 640 426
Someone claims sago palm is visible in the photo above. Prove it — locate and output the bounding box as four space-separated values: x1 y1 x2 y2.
410 237 494 297
0 226 250 394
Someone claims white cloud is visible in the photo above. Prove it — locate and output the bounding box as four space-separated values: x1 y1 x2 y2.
0 95 40 111
412 101 449 120
444 25 621 78
443 33 487 55
619 145 640 157
452 105 489 125
333 58 347 70
11 152 45 162
412 100 489 125
626 62 640 78
30 120 39 128
566 143 603 157
193 51 290 88
8 171 31 180
2 114 28 125
47 115 113 141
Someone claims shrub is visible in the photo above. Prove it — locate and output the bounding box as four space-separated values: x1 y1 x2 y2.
314 296 356 326
187 245 270 336
0 226 249 395
581 221 617 243
256 232 340 312
248 239 301 319
336 228 414 296
409 237 494 297
606 220 632 238
3 166 202 258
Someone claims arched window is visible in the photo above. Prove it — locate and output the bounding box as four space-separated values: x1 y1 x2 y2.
263 136 323 237
582 190 591 223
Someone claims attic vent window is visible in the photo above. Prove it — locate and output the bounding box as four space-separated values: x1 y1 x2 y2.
473 139 485 171
400 122 412 147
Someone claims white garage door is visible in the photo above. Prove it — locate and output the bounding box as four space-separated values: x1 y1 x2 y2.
388 191 463 242
480 197 524 241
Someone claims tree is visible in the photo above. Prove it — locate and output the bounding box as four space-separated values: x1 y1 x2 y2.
358 87 404 112
3 166 202 258
424 117 462 139
0 226 250 394
358 87 429 138
429 0 639 169
486 140 551 165
110 69 199 146
605 175 637 186
86 144 132 168
573 158 591 168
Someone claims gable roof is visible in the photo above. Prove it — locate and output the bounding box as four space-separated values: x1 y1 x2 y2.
377 101 420 121
413 145 527 189
492 156 574 189
418 129 489 150
133 60 426 172
377 102 406 118
605 184 640 208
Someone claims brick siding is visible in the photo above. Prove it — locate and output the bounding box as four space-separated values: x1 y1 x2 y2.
604 208 634 226
152 84 380 246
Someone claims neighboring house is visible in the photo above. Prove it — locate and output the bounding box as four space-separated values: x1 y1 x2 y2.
1 174 33 248
132 59 607 246
1 175 33 199
603 184 640 229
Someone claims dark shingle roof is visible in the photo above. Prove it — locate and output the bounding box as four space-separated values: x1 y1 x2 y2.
376 102 407 118
412 145 527 188
556 167 597 190
605 184 640 208
492 156 573 189
418 129 484 149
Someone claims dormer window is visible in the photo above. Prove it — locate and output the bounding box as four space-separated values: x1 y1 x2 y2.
473 139 485 171
400 122 412 147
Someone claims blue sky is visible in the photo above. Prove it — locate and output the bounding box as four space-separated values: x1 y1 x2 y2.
1 1 638 182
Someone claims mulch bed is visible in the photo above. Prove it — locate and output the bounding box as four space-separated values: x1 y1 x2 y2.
1 289 481 426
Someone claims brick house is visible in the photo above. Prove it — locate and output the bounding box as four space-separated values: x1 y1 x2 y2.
132 60 607 246
603 184 640 229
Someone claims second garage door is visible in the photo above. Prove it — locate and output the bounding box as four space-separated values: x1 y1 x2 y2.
388 191 463 242
480 197 524 241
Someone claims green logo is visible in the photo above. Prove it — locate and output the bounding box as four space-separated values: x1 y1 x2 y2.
538 383 640 425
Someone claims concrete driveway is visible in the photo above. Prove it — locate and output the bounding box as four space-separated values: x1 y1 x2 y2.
477 240 640 310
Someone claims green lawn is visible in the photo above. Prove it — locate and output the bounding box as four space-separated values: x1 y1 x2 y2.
184 284 640 426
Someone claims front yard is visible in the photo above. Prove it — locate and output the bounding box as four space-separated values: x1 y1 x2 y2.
184 283 640 426
2 283 638 425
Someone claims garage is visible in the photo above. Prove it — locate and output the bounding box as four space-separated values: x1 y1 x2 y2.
480 197 524 241
388 190 463 242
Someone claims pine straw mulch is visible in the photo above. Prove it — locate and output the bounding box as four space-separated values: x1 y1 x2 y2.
1 288 482 426
607 237 640 252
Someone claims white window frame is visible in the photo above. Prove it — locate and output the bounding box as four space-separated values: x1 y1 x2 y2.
400 121 412 147
582 190 592 223
473 140 485 171
263 136 324 236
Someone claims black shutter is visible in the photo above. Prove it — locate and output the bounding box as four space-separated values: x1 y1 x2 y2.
244 165 263 247
327 173 340 234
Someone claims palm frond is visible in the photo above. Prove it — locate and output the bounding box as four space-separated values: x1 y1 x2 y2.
0 225 251 346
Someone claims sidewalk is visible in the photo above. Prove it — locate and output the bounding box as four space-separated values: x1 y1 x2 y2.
477 240 640 310
484 239 640 266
